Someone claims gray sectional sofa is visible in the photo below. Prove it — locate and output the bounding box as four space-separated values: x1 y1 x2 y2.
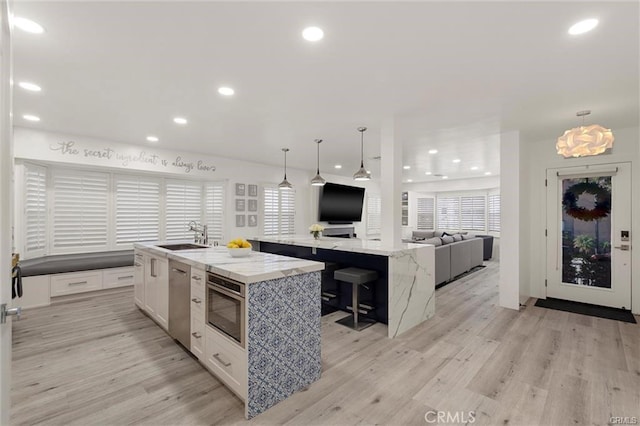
409 231 484 286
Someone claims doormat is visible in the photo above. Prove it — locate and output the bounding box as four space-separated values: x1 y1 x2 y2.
534 298 637 324
436 265 486 290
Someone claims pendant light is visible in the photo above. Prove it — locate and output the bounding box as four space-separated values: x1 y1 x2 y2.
556 110 614 158
353 127 371 181
310 139 326 186
278 148 293 190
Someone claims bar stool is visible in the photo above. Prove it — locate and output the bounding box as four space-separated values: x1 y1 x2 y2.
334 267 378 331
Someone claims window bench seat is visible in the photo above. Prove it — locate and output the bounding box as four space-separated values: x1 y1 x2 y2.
17 250 135 309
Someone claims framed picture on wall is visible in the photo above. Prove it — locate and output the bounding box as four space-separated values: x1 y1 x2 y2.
248 184 258 197
248 215 257 227
235 199 245 212
248 199 258 212
236 215 246 227
235 183 245 196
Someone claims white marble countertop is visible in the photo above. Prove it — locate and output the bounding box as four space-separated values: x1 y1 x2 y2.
249 235 430 256
134 242 324 284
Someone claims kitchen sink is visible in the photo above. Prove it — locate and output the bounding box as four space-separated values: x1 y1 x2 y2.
156 243 209 251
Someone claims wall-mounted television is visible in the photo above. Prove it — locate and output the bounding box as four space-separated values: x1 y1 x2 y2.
318 182 365 223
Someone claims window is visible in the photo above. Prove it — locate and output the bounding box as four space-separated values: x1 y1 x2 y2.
416 197 435 230
460 196 486 231
204 182 225 241
114 175 161 246
23 163 47 256
263 186 295 236
437 196 460 230
488 194 501 232
51 169 109 252
366 194 381 235
165 180 203 241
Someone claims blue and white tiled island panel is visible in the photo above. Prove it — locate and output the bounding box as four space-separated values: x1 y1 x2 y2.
249 235 436 338
133 243 324 419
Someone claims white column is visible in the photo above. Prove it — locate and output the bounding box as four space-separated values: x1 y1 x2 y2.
499 131 522 310
380 118 402 247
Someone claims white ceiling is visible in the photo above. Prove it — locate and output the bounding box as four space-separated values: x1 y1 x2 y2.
12 1 639 183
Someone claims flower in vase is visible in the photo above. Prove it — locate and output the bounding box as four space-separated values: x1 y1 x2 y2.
309 223 324 239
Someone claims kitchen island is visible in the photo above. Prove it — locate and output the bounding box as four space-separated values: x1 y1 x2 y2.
249 235 435 338
133 243 324 419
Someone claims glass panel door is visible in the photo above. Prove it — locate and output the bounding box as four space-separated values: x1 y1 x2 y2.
561 176 612 288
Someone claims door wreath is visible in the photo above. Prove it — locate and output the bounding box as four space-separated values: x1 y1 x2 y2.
562 181 611 221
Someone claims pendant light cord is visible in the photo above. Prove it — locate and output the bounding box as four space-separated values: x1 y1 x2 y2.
284 150 287 179
317 141 320 173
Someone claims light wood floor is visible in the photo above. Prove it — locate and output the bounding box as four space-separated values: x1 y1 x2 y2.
11 261 640 425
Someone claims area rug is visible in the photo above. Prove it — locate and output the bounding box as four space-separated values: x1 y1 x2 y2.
436 265 486 289
534 297 637 324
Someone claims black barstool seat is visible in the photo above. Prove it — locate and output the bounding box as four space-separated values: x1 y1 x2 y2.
334 267 378 331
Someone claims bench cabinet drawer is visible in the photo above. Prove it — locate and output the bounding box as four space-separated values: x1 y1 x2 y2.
103 267 135 289
50 271 103 296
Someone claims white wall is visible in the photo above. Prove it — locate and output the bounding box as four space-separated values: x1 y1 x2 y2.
522 126 640 314
13 128 317 247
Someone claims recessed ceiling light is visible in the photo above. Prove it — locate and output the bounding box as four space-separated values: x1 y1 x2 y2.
568 18 598 35
428 149 438 155
406 179 413 183
218 87 234 96
334 164 342 169
13 17 44 34
425 171 432 175
484 172 492 176
452 159 461 163
146 136 159 142
173 117 187 125
23 114 40 122
442 176 448 180
470 166 479 171
302 26 324 42
403 165 411 170
18 81 41 92
366 170 371 174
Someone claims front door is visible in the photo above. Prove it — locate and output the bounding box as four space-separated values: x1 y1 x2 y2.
546 163 632 309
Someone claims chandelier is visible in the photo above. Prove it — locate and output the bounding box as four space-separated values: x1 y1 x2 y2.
556 110 614 158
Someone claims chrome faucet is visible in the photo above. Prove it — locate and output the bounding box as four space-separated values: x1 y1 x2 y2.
188 221 209 245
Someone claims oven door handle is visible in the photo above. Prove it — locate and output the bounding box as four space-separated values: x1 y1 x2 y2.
207 283 244 301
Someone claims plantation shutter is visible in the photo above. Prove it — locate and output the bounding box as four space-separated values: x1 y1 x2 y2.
24 163 47 256
488 194 501 232
366 194 381 235
204 182 225 241
460 195 486 231
263 187 279 236
51 169 109 252
165 180 203 241
114 175 161 246
279 189 296 236
437 196 460 230
416 197 435 230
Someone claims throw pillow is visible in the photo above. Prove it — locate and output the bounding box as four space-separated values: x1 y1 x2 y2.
452 234 463 242
441 235 455 244
461 234 474 240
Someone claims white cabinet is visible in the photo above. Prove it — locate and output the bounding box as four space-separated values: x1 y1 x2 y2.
204 325 247 400
190 267 206 359
137 249 169 330
154 258 169 330
133 252 145 309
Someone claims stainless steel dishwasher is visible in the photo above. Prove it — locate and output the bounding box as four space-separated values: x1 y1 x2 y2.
168 260 191 348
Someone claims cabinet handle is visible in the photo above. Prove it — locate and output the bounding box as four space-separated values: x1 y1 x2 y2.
151 258 157 278
134 262 142 267
212 353 231 367
172 268 187 275
118 275 134 280
191 332 202 339
191 298 201 304
192 275 202 281
68 281 87 286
